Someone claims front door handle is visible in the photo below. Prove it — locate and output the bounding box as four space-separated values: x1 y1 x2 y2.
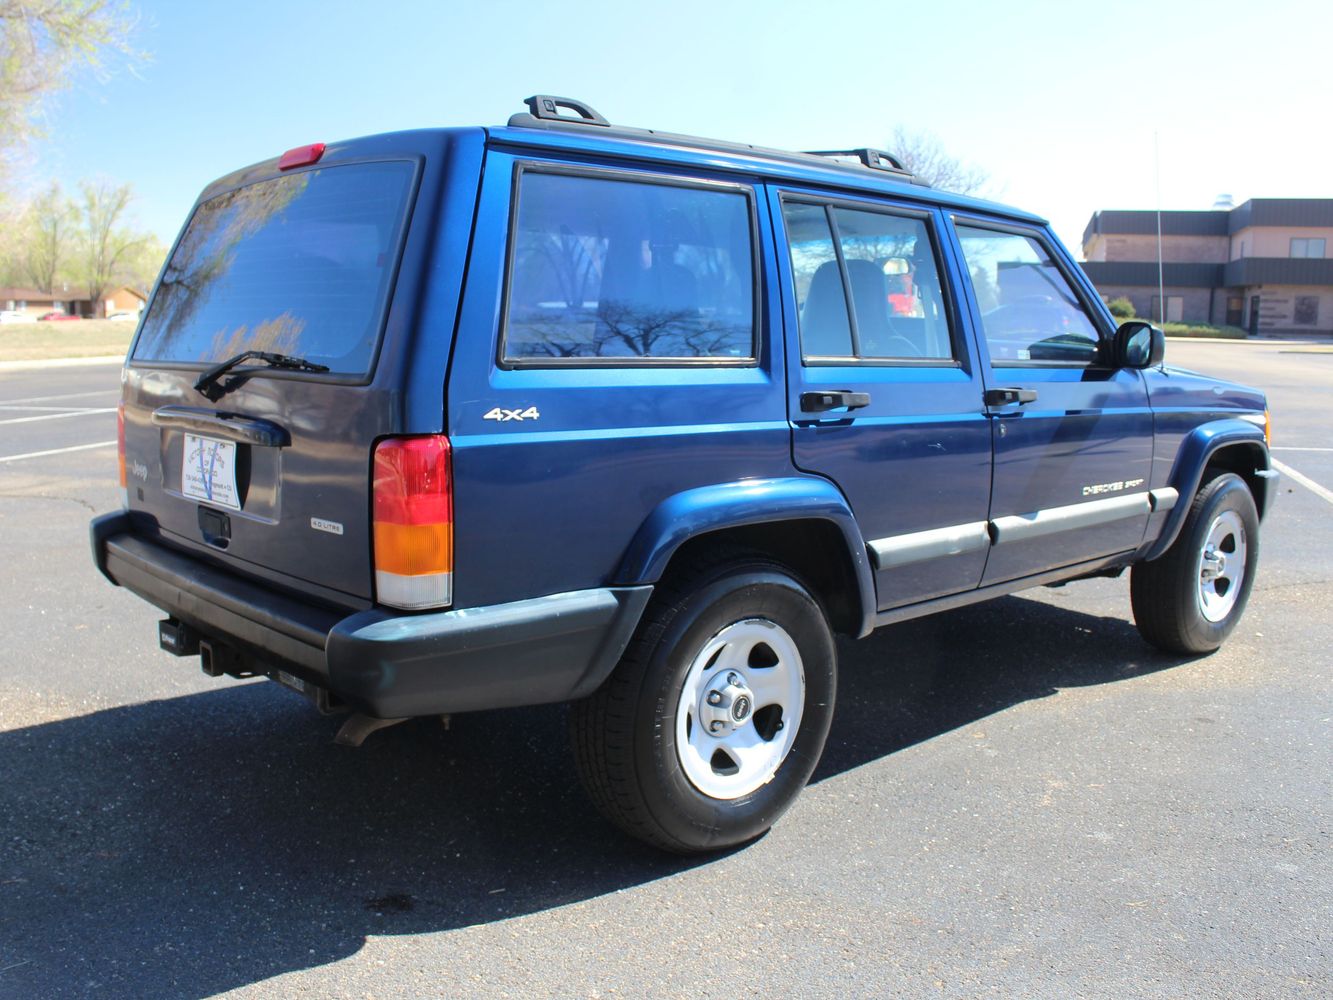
983 387 1038 407
800 390 871 413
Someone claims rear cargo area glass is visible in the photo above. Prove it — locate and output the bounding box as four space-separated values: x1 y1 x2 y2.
134 161 415 376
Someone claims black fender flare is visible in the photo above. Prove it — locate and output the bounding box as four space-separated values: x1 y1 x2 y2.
615 476 877 637
1141 418 1273 561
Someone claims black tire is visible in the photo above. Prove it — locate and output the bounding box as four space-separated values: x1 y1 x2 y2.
1131 472 1260 654
570 551 837 854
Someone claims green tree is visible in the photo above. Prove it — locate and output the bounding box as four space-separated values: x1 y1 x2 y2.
0 1 138 162
22 180 74 291
73 178 150 314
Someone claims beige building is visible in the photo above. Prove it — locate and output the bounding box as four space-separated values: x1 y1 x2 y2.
1082 199 1333 336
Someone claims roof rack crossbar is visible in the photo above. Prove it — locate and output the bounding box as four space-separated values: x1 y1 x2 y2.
523 95 610 127
804 148 908 173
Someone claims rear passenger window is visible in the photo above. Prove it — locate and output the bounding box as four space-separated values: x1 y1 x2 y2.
503 170 755 363
954 225 1102 366
782 200 954 362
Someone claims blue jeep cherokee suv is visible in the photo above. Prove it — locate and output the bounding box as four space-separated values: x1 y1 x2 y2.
91 96 1277 852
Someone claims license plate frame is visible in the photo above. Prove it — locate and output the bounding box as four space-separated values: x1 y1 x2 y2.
181 433 241 510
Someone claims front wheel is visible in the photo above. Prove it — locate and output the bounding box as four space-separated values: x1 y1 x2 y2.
570 555 837 854
1131 472 1260 654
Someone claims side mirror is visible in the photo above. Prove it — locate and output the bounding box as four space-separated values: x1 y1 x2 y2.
1113 321 1165 369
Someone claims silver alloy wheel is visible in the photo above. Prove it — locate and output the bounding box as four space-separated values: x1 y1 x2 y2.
1196 508 1247 623
675 618 805 800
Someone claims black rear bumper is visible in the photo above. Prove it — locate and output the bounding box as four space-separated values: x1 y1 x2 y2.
92 513 651 718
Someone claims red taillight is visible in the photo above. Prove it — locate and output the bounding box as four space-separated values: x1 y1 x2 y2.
278 142 326 171
117 402 127 506
372 435 453 610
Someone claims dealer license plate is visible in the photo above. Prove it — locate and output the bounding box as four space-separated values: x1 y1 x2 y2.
181 434 240 510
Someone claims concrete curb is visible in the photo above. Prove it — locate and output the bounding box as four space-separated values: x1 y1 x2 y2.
1164 337 1330 345
0 355 125 373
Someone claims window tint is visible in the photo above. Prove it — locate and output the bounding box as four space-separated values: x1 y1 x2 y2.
782 201 953 361
504 171 754 362
134 162 415 376
831 208 953 359
782 202 853 357
955 226 1101 365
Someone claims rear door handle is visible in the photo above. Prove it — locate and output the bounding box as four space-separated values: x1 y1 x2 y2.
983 387 1038 407
800 390 871 413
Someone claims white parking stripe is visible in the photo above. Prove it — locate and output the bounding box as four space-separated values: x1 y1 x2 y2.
0 404 114 412
1271 459 1333 506
0 440 117 464
0 407 117 426
0 389 119 406
1271 446 1333 453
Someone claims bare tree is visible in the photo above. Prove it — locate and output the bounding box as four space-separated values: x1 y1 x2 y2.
888 126 990 196
74 178 148 315
22 180 73 291
0 1 138 162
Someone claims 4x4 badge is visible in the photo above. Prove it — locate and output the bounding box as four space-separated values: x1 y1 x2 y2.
483 406 540 422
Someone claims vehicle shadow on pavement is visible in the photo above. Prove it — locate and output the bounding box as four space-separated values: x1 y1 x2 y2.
0 594 1190 998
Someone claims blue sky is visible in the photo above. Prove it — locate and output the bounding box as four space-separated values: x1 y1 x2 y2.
26 0 1331 257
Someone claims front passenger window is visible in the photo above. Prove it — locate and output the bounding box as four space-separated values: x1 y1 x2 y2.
954 225 1101 366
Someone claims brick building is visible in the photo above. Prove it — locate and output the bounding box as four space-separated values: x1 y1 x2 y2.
1081 199 1333 336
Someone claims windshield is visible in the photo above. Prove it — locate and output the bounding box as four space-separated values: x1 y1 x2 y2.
133 160 416 376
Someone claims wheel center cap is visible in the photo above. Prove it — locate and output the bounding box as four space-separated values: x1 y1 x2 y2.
700 672 753 736
731 694 752 723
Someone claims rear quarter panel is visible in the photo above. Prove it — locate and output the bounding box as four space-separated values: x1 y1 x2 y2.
445 147 794 609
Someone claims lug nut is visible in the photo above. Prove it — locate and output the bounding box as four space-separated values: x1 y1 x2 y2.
709 720 726 734
706 691 723 705
726 672 740 685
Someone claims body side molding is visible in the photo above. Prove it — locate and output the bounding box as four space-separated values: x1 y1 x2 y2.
990 492 1151 545
869 521 990 569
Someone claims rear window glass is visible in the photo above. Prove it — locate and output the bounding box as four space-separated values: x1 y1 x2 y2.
504 170 755 363
134 161 415 376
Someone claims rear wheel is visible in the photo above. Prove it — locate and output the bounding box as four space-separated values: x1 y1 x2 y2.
1131 472 1259 654
570 553 836 853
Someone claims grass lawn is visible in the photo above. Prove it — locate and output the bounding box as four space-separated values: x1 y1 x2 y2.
0 320 135 362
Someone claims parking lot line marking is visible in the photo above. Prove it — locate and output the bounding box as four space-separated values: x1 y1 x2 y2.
0 389 119 406
0 408 117 426
1271 459 1333 507
1271 446 1333 452
0 404 115 412
0 440 117 464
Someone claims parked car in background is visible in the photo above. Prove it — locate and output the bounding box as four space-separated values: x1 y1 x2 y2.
0 310 28 324
37 311 80 321
107 311 140 322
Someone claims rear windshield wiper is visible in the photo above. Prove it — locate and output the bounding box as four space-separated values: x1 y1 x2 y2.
194 350 330 401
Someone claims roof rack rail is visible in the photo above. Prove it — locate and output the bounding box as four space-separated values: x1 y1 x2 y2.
804 148 909 173
505 96 928 186
522 95 610 127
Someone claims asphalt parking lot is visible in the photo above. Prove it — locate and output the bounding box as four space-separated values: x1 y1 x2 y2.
0 342 1329 999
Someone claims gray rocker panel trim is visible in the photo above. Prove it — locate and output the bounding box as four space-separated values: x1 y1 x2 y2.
989 492 1152 545
869 521 991 570
868 491 1162 567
